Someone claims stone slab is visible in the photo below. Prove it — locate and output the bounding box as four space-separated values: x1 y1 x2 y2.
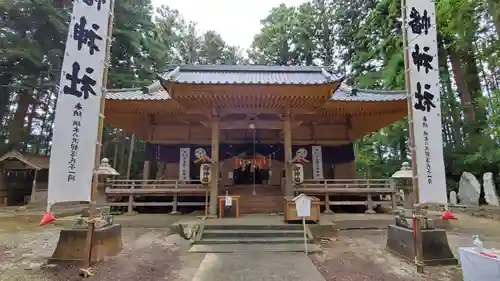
386 224 458 266
395 217 436 229
191 253 326 281
197 237 307 245
189 243 322 253
49 224 122 264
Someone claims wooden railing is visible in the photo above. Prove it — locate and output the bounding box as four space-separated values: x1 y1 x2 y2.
293 178 397 212
105 179 209 214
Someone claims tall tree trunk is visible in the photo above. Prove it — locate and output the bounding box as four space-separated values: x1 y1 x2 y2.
487 0 500 38
447 46 476 125
8 91 32 151
463 44 487 127
438 36 462 147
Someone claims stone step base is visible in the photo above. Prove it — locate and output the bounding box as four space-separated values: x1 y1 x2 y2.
197 237 307 245
189 243 321 253
203 229 304 239
204 224 302 231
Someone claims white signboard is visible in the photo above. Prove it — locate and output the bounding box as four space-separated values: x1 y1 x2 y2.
225 196 232 207
47 0 112 208
294 194 311 217
179 148 191 181
405 1 447 204
311 146 324 180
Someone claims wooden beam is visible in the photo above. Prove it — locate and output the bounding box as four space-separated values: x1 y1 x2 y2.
200 119 303 130
148 139 352 145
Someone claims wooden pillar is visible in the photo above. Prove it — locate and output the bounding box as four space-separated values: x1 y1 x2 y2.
209 116 220 216
283 113 293 196
142 160 150 182
30 169 38 204
125 134 135 179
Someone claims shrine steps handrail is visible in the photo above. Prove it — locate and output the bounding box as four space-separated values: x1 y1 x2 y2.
293 187 394 193
302 178 390 183
300 183 391 188
105 187 208 195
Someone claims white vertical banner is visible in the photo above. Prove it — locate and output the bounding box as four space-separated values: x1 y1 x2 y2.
179 148 191 181
48 0 112 207
311 146 324 180
405 1 447 204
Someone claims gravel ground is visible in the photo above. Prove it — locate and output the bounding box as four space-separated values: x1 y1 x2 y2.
0 225 202 281
311 230 462 281
2 211 500 281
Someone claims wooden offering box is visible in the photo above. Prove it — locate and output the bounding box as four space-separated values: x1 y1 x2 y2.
284 196 320 223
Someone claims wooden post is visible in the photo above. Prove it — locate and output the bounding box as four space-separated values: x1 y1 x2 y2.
390 180 397 210
209 116 220 216
365 179 375 213
81 0 115 273
112 139 119 169
142 160 150 182
127 182 134 214
30 169 39 204
125 134 135 179
401 0 424 273
283 113 293 197
324 180 332 213
172 180 178 213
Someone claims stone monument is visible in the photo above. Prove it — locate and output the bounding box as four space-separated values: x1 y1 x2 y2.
458 172 480 205
50 158 122 264
449 191 458 205
483 172 499 206
386 162 457 265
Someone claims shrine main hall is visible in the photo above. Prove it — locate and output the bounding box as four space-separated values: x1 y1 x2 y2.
104 65 407 215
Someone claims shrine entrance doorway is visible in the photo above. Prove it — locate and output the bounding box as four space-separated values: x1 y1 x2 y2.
231 154 270 185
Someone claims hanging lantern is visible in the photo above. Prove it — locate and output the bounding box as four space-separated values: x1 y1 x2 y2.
292 163 304 184
200 163 212 184
261 158 269 169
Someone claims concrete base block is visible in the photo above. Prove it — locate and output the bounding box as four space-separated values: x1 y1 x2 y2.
49 224 122 264
386 224 457 266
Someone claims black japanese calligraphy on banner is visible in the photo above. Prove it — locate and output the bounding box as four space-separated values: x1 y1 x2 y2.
73 16 103 55
414 82 436 112
63 62 97 99
422 117 432 184
68 103 83 182
411 44 434 74
83 0 107 11
408 7 431 35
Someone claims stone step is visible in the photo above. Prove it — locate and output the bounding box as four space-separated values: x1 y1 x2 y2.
239 209 283 214
196 237 308 245
204 224 302 231
203 229 304 239
189 243 321 253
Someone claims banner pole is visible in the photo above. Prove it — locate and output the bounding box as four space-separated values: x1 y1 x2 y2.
401 0 424 273
80 0 115 276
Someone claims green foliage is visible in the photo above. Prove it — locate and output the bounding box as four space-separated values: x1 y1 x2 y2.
249 0 500 193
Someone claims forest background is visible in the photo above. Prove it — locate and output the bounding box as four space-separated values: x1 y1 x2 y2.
1 0 499 194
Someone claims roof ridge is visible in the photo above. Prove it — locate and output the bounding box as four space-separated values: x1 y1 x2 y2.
338 85 405 95
107 88 141 93
168 64 336 73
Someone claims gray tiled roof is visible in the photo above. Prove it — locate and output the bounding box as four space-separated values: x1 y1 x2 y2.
331 86 406 102
106 86 171 100
160 65 343 85
105 65 406 102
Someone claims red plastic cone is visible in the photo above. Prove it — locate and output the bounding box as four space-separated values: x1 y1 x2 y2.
440 210 457 220
39 211 56 226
